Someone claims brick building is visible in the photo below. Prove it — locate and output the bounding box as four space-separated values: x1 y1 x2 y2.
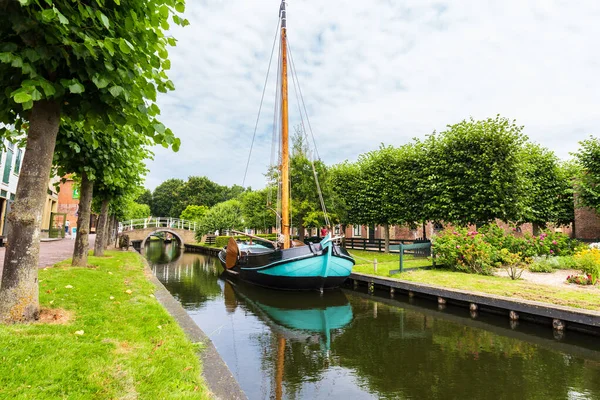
57 175 97 235
574 206 600 241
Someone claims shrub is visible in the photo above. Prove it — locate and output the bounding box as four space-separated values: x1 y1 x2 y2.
529 257 556 273
556 256 579 270
574 248 600 282
433 228 494 275
566 274 597 286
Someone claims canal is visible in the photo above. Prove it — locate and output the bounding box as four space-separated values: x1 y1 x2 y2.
145 241 600 400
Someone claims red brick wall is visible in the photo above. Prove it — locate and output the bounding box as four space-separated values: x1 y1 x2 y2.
574 206 600 240
57 178 79 228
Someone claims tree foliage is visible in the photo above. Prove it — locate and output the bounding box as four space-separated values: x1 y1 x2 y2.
151 178 184 217
196 199 243 236
180 204 208 222
136 189 152 208
574 136 600 212
423 116 527 226
240 188 274 231
520 143 575 226
0 0 185 150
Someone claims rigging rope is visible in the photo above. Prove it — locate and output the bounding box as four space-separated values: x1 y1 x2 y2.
287 41 331 228
242 17 282 188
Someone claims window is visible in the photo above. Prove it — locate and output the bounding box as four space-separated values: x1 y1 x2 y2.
0 190 7 198
9 193 15 201
13 149 22 174
353 225 361 237
2 147 13 184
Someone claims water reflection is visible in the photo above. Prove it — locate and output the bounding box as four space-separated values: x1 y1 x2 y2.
223 279 353 351
145 242 600 400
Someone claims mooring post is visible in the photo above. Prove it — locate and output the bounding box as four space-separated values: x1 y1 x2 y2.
399 243 404 273
553 319 566 331
390 287 395 297
368 281 374 294
509 311 519 321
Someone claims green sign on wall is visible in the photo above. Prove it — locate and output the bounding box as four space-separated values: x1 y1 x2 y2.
73 187 80 199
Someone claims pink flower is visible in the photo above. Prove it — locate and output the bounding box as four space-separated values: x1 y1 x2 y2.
552 240 557 245
456 245 461 249
550 250 554 254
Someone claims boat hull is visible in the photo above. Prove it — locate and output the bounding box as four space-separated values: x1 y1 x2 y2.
218 239 354 291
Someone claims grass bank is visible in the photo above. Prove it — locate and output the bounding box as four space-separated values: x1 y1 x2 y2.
352 264 600 312
349 249 432 272
0 251 210 399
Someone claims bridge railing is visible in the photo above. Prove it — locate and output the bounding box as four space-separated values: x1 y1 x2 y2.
119 217 197 232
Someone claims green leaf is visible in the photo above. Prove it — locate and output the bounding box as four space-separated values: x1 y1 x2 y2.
11 56 23 68
54 8 69 24
175 3 185 13
31 88 42 101
22 100 33 110
68 82 85 94
13 92 32 104
98 11 110 29
119 39 130 54
104 39 115 55
92 75 110 89
41 9 55 22
0 53 12 63
39 80 56 96
108 85 124 97
153 123 166 134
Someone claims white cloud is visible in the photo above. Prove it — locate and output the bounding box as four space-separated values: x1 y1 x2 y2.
146 0 600 190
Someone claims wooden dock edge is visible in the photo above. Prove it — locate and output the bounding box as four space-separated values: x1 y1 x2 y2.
349 272 600 336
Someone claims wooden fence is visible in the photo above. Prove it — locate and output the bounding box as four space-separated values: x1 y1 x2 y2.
344 237 430 252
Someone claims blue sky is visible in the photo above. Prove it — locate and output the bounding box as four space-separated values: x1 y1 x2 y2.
146 0 600 190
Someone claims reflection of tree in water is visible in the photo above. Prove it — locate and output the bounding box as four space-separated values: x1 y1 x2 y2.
150 251 222 309
331 296 600 400
144 241 182 264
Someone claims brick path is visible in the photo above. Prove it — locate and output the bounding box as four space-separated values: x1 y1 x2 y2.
0 234 97 269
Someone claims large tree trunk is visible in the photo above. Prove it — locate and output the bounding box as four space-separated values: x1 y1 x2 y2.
104 214 113 250
384 223 390 253
298 226 305 242
72 172 93 266
93 199 109 256
0 100 61 323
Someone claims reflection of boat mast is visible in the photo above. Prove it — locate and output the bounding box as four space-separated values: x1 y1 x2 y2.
275 335 286 400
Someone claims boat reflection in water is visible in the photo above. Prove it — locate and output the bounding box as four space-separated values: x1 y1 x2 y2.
221 277 354 400
221 277 353 352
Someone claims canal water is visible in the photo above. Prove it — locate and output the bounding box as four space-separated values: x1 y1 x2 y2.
145 241 600 400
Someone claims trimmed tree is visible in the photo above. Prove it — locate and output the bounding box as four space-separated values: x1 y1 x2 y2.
423 116 528 226
520 143 575 229
574 136 600 212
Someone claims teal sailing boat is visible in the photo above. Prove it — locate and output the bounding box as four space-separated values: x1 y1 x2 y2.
218 0 355 290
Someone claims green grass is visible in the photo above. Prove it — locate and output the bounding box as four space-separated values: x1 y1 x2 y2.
353 266 600 311
348 249 432 273
0 251 210 400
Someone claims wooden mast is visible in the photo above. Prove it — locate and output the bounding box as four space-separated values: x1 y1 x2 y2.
280 0 290 249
